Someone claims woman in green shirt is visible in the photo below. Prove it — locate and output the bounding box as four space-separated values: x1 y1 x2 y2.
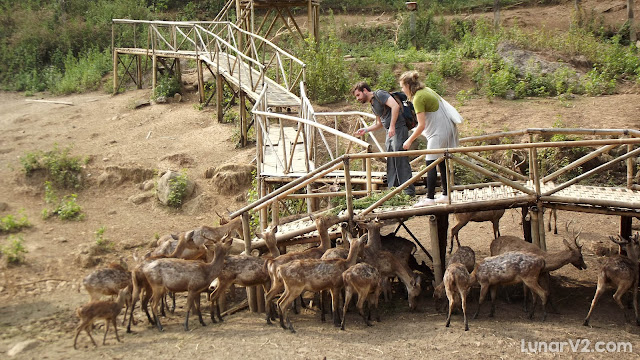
399 71 460 207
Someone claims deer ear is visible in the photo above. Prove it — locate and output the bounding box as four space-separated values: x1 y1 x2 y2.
562 239 571 249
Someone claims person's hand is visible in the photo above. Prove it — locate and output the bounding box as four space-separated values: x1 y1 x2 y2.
355 128 367 137
403 138 412 150
388 127 396 138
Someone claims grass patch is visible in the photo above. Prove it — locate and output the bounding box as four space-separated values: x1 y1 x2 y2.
19 145 85 189
0 212 31 233
330 189 415 215
1 235 28 265
42 181 85 221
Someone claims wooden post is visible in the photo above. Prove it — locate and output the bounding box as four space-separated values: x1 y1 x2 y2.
493 0 501 30
344 158 354 221
366 158 372 196
574 0 583 27
621 216 633 241
429 215 444 285
136 55 142 89
530 206 541 248
522 206 532 243
629 0 636 44
112 50 118 95
242 212 257 312
259 178 267 232
240 91 247 147
197 60 205 104
627 143 634 189
537 203 547 251
152 53 157 93
216 72 223 122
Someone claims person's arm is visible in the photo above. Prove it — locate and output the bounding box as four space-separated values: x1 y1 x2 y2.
403 112 426 150
355 116 383 137
386 96 400 138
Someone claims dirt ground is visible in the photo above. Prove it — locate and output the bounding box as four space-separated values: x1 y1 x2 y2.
2 1 640 359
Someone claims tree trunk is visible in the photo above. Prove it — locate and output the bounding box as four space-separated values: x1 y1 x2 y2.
494 0 501 30
629 0 637 43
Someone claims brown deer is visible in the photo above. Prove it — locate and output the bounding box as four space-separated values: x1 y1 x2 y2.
208 226 280 323
82 261 133 325
168 211 242 259
73 287 130 349
142 234 233 331
263 213 339 324
450 209 505 253
472 251 548 321
490 230 586 312
276 233 368 333
583 233 640 326
341 262 383 330
442 262 476 331
434 245 476 312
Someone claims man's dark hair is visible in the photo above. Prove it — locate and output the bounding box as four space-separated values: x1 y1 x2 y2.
351 81 371 94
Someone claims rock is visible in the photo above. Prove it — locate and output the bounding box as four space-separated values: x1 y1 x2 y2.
505 89 516 100
155 96 167 104
160 153 194 167
0 202 8 212
142 180 155 191
97 166 156 187
75 253 100 268
182 193 217 215
173 93 182 102
204 166 216 179
497 42 579 77
134 99 151 109
129 192 154 205
210 164 256 195
7 340 38 356
156 170 196 206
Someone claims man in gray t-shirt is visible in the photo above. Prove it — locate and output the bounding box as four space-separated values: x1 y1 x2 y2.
351 81 415 196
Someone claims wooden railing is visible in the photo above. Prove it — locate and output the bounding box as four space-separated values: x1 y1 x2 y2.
111 19 305 96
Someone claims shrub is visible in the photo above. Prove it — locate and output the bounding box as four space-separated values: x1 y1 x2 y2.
584 68 616 96
1 235 28 265
95 225 114 250
437 49 463 78
42 182 84 221
19 145 85 189
167 170 188 208
153 74 181 100
0 212 31 233
297 35 350 104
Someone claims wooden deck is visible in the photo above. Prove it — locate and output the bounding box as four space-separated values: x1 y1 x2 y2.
248 182 640 248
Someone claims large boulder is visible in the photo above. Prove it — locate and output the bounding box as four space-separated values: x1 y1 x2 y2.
497 42 579 76
96 166 156 187
156 170 196 206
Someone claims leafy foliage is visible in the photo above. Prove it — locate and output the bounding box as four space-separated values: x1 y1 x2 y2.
1 235 28 265
0 212 31 233
42 181 84 220
297 36 350 104
167 170 189 208
153 75 181 100
19 145 85 189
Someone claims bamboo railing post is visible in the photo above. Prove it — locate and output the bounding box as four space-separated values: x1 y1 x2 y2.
216 70 223 121
429 215 444 285
522 206 532 243
537 203 547 251
112 50 118 95
627 143 634 189
259 178 267 232
136 55 143 89
240 91 247 147
366 158 372 196
241 211 257 312
621 216 633 241
344 158 354 221
530 206 541 248
445 154 454 204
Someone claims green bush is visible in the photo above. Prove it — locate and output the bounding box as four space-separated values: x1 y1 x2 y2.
0 212 31 233
437 49 463 78
42 182 84 220
19 145 85 189
95 225 114 250
297 36 350 104
584 68 616 96
1 235 28 265
167 170 189 208
397 8 451 51
153 75 181 100
51 48 112 95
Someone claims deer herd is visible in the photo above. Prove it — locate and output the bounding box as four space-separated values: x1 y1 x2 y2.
73 208 640 349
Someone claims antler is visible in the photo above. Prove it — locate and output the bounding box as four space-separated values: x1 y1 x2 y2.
609 235 629 246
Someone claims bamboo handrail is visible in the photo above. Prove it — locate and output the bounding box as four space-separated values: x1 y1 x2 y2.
464 152 528 181
451 156 536 196
542 144 617 183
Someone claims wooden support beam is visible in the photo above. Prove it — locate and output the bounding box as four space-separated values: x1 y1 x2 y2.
530 206 541 248
621 216 633 241
113 51 118 95
242 211 257 312
216 72 223 122
429 215 445 285
522 206 532 243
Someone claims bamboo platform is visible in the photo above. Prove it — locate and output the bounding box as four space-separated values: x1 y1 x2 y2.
249 182 640 249
114 48 300 107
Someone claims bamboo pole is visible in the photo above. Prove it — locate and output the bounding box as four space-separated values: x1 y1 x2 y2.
357 158 444 218
542 147 640 196
537 202 547 251
344 158 354 221
543 144 617 183
627 143 634 189
241 211 257 312
366 158 372 195
231 157 344 218
429 215 443 285
451 182 504 191
264 175 385 185
137 55 143 89
450 156 535 196
445 156 454 205
113 51 118 95
551 203 640 217
464 152 528 181
540 195 640 209
285 190 369 199
530 206 541 248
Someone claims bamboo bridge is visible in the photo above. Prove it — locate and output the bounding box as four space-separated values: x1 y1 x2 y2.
112 12 640 313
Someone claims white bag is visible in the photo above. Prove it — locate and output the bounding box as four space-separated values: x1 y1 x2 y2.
439 97 463 124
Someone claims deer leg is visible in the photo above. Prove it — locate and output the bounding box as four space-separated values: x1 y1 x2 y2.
450 222 465 254
524 277 548 321
112 317 121 342
358 290 372 327
612 282 632 323
84 323 98 347
331 288 341 327
341 287 353 330
461 287 470 331
194 293 206 327
489 286 498 318
633 280 639 326
277 287 291 330
583 275 607 326
102 320 110 345
210 281 232 323
170 291 176 314
265 280 283 324
183 292 194 331
279 289 297 333
151 293 164 332
474 284 490 319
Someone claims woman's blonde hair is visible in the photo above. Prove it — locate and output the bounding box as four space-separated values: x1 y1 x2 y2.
399 71 424 97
